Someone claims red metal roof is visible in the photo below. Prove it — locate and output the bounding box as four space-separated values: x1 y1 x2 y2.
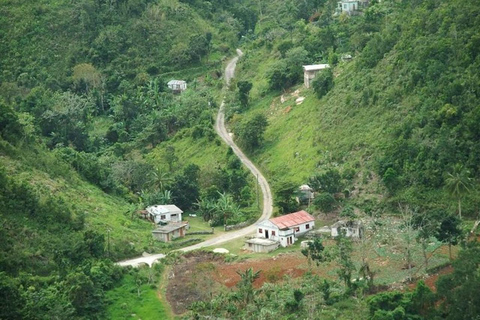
269 210 315 229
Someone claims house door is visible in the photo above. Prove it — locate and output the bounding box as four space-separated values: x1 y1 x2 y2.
265 230 269 239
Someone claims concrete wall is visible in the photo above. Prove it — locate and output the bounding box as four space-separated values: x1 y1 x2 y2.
245 242 279 253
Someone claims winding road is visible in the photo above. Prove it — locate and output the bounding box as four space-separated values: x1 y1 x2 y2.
117 49 273 267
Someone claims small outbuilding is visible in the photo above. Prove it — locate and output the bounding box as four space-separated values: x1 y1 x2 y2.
146 204 183 224
167 80 187 93
244 238 280 253
303 64 330 88
331 220 363 238
152 222 189 242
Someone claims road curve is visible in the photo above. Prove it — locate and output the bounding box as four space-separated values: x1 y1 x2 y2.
116 49 273 266
180 48 273 252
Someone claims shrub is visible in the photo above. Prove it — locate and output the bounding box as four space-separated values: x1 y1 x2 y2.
312 69 334 99
314 193 336 213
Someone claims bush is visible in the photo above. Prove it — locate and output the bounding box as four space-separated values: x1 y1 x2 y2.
309 169 343 194
312 69 334 99
314 193 336 213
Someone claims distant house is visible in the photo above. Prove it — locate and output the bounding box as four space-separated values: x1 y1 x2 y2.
167 80 187 93
152 222 189 242
331 220 363 238
146 205 183 224
337 0 360 14
255 210 315 247
303 64 330 88
296 184 315 205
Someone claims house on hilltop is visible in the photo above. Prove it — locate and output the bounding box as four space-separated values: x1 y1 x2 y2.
337 0 368 15
146 204 183 224
167 80 187 93
303 64 330 88
255 210 315 248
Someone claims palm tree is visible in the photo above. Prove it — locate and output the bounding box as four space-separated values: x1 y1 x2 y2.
149 168 172 191
445 164 472 218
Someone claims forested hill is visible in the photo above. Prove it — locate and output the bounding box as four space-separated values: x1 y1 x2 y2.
0 0 255 318
1 0 480 318
230 0 480 217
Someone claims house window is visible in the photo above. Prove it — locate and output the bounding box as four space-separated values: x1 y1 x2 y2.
259 228 263 233
295 227 300 232
306 224 310 229
271 231 276 236
161 215 166 220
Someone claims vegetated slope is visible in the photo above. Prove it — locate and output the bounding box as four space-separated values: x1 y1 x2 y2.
0 0 260 318
234 0 480 215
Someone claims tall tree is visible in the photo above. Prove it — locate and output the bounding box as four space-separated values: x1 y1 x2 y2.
436 213 463 260
444 164 472 218
237 81 252 109
234 113 268 152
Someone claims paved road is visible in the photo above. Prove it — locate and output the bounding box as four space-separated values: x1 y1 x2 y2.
116 49 273 266
116 253 166 268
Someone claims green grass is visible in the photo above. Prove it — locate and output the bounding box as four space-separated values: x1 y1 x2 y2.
105 270 171 320
1 145 155 260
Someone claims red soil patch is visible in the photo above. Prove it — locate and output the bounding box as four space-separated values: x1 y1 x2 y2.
214 253 309 288
407 265 454 292
166 252 310 314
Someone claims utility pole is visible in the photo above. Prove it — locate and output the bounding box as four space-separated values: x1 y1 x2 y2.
256 173 260 209
106 228 111 257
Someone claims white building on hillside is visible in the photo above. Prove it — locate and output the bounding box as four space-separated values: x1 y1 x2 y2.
167 80 187 93
146 204 183 224
303 64 330 88
255 210 315 247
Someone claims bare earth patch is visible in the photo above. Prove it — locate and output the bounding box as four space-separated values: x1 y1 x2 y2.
165 243 454 315
213 252 309 288
166 251 311 314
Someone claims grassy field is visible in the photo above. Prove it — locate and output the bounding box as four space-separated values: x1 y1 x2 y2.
105 267 172 320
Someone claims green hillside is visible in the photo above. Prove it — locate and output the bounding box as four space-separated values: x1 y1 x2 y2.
0 0 257 318
1 0 480 318
231 0 480 216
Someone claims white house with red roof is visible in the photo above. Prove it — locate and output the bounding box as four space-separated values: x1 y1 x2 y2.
255 210 315 247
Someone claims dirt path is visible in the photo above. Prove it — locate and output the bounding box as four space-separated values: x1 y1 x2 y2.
117 49 273 265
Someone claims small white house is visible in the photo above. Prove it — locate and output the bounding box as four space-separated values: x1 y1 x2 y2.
303 64 330 88
256 210 315 247
146 204 183 224
337 0 360 14
167 80 187 93
331 220 363 238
